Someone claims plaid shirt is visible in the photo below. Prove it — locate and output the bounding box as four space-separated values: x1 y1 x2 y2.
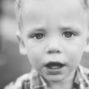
4 65 89 89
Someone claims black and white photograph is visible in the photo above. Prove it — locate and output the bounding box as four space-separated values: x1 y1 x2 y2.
0 0 89 89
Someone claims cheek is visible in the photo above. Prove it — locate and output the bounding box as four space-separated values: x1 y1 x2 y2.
65 40 86 66
25 43 44 68
68 51 82 66
65 37 87 54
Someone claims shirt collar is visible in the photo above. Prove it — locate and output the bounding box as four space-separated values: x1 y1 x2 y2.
73 65 89 89
30 70 48 89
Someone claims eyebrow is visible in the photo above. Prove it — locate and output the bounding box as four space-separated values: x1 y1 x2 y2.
26 25 46 34
60 26 82 33
32 27 46 32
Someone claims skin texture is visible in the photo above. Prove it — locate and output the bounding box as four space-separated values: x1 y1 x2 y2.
17 0 89 89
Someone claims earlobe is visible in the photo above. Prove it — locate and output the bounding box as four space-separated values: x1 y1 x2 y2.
16 31 27 55
19 44 27 55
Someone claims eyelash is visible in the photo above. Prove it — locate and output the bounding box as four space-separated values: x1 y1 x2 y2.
29 33 45 39
29 31 78 40
62 31 78 38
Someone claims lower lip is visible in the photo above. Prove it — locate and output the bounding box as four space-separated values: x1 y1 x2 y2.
45 67 64 75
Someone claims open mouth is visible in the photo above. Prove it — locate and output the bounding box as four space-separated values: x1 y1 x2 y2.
45 62 65 69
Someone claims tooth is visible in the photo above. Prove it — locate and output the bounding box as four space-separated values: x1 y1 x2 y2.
45 62 65 69
51 66 59 69
49 66 60 69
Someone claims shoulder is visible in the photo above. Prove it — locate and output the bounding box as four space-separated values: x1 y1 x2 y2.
79 66 89 85
82 66 89 81
77 66 89 89
4 71 33 89
81 66 89 75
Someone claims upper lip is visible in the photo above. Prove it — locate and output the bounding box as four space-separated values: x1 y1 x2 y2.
45 62 65 69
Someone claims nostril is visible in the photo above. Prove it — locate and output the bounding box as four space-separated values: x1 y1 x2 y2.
47 50 61 54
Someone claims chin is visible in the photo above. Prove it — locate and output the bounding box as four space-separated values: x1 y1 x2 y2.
42 74 65 83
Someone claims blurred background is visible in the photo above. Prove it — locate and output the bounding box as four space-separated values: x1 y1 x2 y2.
0 0 30 89
0 0 89 89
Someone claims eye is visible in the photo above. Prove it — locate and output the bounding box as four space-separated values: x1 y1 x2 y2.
62 31 74 38
30 33 45 39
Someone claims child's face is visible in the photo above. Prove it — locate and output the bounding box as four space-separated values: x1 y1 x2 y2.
19 0 89 83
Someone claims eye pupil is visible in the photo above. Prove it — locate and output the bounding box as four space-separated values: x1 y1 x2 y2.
35 33 44 39
64 32 73 38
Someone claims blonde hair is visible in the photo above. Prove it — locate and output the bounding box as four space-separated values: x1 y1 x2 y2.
16 0 89 31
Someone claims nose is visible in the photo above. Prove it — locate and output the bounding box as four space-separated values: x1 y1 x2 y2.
46 37 62 55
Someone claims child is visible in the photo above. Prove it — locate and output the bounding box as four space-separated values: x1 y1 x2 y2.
4 0 89 89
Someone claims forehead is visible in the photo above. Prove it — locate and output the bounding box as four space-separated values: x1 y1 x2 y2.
21 0 88 30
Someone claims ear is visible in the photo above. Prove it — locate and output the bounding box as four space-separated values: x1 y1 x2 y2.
84 34 89 52
16 31 27 55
